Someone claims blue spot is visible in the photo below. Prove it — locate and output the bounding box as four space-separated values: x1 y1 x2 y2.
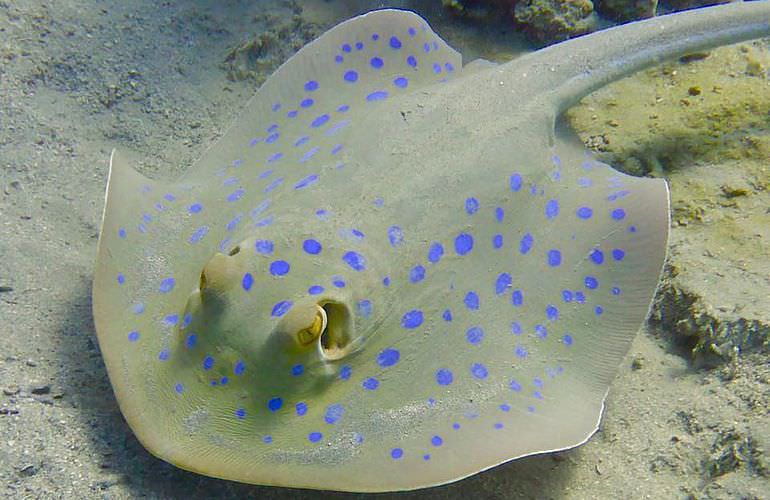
242 273 254 291
466 326 484 345
389 36 402 49
496 273 512 295
465 197 479 215
117 273 125 285
304 80 319 91
394 76 408 88
159 277 175 293
612 248 625 261
294 174 318 190
575 291 586 303
391 448 404 460
428 242 444 263
311 114 330 128
562 290 574 302
629 225 637 233
545 199 559 219
372 33 380 40
337 104 350 113
464 291 480 310
455 233 474 255
271 301 293 317
185 334 197 349
388 225 404 246
127 330 139 342
612 208 626 220
590 249 604 264
612 286 621 295
548 249 562 267
407 55 417 67
291 364 304 376
595 305 604 315
362 377 380 390
308 285 324 295
401 310 423 329
436 368 453 385
510 173 523 192
520 233 533 254
287 110 298 118
341 43 352 52
331 144 343 155
495 207 504 222
366 91 388 101
203 356 214 370
303 239 322 255
308 432 323 443
431 435 443 447
340 365 352 380
535 324 548 338
270 260 290 276
577 206 593 219
324 404 345 424
424 42 430 52
158 350 169 361
118 227 126 238
512 289 524 307
511 321 522 335
432 62 442 73
494 422 504 429
471 363 488 379
382 276 391 287
300 98 313 108
546 304 559 320
377 348 400 367
515 345 528 358
332 277 346 288
220 377 229 385
263 435 273 443
500 403 511 412
235 408 246 419
424 454 431 461
408 26 417 36
226 215 242 232
563 334 574 345
585 276 599 289
510 379 522 392
175 383 184 394
296 402 308 416
265 132 280 143
268 397 283 412
227 188 244 203
453 422 461 430
493 234 503 249
445 62 455 72
442 309 453 322
410 265 426 283
343 70 358 82
342 251 367 271
255 240 274 254
370 56 383 68
358 300 373 318
163 314 179 326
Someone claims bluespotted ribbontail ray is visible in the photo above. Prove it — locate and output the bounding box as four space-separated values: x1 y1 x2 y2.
93 2 770 492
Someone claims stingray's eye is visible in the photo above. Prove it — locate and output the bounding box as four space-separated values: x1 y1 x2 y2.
297 304 327 346
227 245 241 256
199 270 207 290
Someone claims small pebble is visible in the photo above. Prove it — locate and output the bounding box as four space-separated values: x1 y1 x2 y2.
30 384 50 395
3 385 20 396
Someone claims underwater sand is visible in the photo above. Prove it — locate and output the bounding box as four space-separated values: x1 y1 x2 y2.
0 0 767 498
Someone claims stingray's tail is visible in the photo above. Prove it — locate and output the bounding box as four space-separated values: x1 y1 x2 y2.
528 1 770 114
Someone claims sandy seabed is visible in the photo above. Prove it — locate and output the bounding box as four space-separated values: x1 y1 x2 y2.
0 1 768 498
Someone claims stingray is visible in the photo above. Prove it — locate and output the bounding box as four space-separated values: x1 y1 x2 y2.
92 2 770 492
